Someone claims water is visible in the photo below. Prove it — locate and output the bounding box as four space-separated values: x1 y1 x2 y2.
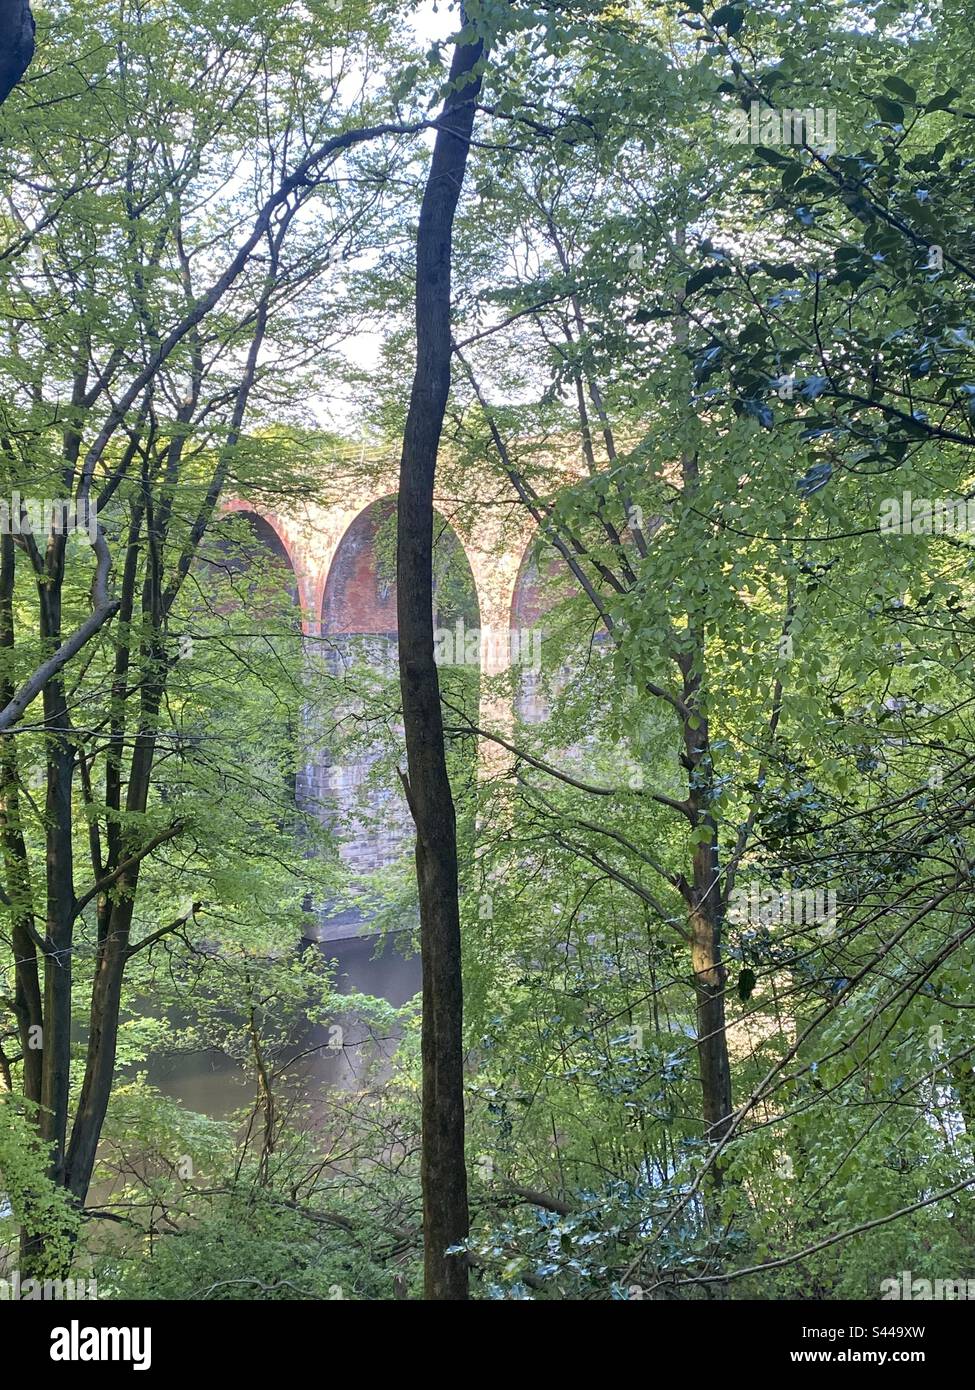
142 931 421 1120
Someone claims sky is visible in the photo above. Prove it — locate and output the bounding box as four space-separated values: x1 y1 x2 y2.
321 1 458 434
407 0 453 46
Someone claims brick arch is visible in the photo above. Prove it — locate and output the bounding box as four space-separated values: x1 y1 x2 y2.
321 495 398 639
313 495 482 927
509 531 572 725
510 530 550 631
229 511 300 600
219 498 315 631
511 534 546 725
320 494 481 640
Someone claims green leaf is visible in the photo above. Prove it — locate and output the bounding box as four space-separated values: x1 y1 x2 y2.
925 88 960 112
883 76 916 104
874 96 905 124
738 969 757 1002
685 264 730 297
753 145 793 167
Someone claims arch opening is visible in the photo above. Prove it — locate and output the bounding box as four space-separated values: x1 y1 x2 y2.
313 496 481 938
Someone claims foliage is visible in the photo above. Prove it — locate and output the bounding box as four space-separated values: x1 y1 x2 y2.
1 0 973 1301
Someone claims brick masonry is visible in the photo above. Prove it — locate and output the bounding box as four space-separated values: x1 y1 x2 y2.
222 466 556 939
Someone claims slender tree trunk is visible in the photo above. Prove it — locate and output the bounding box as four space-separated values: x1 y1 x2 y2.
679 664 733 1150
672 232 734 1162
64 668 164 1202
2 533 47 1272
688 821 734 1150
0 535 41 1108
38 581 75 1190
63 896 135 1201
678 460 734 1166
396 10 485 1301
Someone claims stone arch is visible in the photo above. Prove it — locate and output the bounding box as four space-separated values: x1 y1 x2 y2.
225 509 300 607
321 494 481 647
219 498 314 629
312 495 482 936
321 496 398 647
187 502 309 828
511 530 556 627
509 531 570 725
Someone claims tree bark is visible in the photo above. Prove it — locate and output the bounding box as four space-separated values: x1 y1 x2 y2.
36 548 77 1190
674 238 734 1163
0 535 42 1111
678 459 734 1168
396 10 485 1301
0 0 34 108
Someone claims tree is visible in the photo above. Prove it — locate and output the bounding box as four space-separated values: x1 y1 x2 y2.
4 0 973 1303
0 0 432 1268
397 2 486 1303
442 0 975 1293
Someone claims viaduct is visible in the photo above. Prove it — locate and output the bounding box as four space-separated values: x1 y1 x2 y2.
221 457 559 940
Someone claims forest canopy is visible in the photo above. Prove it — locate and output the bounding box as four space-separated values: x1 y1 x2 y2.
0 0 973 1308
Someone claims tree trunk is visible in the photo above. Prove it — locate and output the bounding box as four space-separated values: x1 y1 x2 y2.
683 711 734 1155
38 585 76 1190
0 535 42 1109
396 9 485 1301
677 461 734 1164
65 667 164 1202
